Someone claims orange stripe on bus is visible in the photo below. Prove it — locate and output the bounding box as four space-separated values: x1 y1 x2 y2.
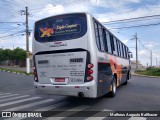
108 55 122 87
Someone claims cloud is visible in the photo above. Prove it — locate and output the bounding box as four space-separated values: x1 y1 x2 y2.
1 0 160 56
94 2 160 23
30 2 91 21
91 0 141 9
139 50 148 56
144 42 160 49
30 4 64 21
145 44 153 48
122 39 129 44
41 4 64 15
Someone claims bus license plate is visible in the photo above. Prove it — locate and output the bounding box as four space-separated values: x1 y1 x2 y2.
51 78 68 84
55 78 65 82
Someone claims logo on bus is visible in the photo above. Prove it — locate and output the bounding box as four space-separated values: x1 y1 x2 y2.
40 28 54 37
50 42 67 47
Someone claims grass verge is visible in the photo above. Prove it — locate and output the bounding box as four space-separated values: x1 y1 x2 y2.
135 68 160 77
0 67 33 76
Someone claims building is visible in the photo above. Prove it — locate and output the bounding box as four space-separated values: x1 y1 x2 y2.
131 60 143 72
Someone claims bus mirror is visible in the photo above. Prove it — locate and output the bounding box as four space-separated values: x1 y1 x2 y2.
129 52 133 58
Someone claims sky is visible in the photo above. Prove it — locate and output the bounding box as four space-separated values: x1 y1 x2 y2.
0 0 160 66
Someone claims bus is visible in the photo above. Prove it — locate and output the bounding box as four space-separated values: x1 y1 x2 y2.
33 12 132 98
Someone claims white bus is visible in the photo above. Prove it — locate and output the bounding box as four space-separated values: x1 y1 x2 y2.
33 12 132 98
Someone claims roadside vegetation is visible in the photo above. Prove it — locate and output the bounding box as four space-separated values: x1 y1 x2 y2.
0 47 27 67
135 67 160 77
0 67 33 75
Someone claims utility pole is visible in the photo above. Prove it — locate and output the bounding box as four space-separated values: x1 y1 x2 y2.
156 57 158 67
135 33 138 70
25 6 30 73
150 50 152 67
20 7 30 73
131 33 138 70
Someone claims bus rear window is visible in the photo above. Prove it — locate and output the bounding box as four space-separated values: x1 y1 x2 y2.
34 13 87 42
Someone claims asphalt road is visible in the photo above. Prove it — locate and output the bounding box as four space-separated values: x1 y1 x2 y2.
0 71 160 120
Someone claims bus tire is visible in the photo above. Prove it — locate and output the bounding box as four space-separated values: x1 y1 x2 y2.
109 76 117 97
123 79 128 85
123 74 128 85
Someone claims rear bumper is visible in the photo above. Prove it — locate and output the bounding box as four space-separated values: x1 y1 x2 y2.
34 81 97 98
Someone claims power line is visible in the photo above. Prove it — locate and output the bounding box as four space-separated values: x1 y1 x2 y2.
0 25 23 34
104 17 160 25
0 33 25 39
102 14 160 24
138 40 150 52
0 22 24 24
108 22 160 29
0 31 25 39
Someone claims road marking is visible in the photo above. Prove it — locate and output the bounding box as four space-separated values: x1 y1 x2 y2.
85 109 112 120
45 105 90 120
128 117 147 120
0 97 40 107
5 102 69 120
3 99 54 111
0 95 29 102
0 93 11 96
0 94 19 99
5 117 22 120
35 101 68 111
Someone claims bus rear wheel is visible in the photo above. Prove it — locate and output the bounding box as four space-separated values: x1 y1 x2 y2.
123 73 128 85
109 77 117 97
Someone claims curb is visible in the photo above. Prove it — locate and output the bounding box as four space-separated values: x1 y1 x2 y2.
0 69 33 76
131 73 160 78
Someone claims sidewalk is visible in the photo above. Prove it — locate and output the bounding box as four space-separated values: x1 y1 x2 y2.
0 65 33 72
131 72 160 78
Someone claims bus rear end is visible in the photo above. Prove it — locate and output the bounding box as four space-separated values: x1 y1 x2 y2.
33 13 97 98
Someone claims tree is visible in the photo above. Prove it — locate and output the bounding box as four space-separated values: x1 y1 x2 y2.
13 47 27 67
0 47 27 66
0 49 4 64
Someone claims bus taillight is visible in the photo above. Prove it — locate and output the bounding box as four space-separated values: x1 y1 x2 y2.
87 76 93 81
33 67 37 76
86 63 94 81
87 63 94 69
87 69 93 75
33 67 38 82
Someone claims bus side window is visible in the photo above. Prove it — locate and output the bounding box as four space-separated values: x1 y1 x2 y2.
116 40 120 57
98 24 105 52
106 31 111 53
113 37 118 56
103 28 108 52
119 42 123 58
117 41 121 57
94 21 101 50
110 34 115 54
125 46 128 59
126 47 129 59
123 45 126 58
